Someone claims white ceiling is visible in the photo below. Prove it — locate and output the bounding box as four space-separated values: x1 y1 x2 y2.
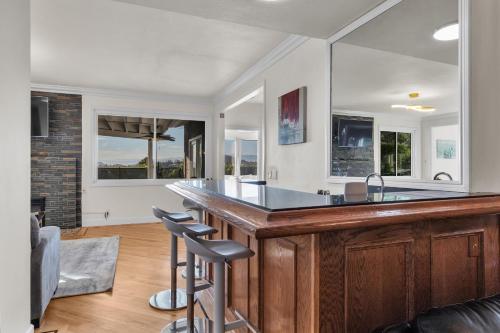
332 42 459 118
112 0 386 39
340 0 458 65
31 0 288 97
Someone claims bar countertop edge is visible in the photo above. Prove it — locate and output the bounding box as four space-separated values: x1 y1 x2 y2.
167 181 500 239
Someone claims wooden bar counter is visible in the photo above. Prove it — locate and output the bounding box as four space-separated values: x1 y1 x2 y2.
167 180 500 333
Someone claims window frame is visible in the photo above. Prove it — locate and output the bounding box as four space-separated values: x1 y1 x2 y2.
92 107 212 187
324 0 470 191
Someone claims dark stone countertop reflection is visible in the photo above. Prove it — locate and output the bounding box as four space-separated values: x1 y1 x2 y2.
175 180 498 212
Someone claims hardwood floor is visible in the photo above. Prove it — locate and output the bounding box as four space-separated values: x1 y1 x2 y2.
38 223 203 333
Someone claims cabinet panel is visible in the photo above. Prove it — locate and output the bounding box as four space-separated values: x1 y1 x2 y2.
345 240 414 333
431 232 483 306
229 227 250 321
263 238 297 333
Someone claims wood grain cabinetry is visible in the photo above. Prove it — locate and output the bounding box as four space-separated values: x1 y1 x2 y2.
207 213 499 333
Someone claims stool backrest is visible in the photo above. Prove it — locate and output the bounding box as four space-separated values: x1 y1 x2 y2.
182 199 199 210
152 206 169 220
183 233 223 263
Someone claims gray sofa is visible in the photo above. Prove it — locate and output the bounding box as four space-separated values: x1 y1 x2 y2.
31 214 60 327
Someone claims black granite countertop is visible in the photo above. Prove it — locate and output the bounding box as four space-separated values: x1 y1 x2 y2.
173 180 498 212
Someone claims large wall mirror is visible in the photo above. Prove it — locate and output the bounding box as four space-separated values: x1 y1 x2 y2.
329 0 467 189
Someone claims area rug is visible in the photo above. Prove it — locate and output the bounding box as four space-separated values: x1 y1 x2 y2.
53 236 120 298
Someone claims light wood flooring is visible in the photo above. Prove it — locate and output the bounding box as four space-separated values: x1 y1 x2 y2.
38 223 205 333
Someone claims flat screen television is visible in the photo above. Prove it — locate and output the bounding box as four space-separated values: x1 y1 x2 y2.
337 118 373 148
31 96 49 137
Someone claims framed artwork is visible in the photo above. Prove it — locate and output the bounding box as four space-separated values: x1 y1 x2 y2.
436 139 456 159
278 87 307 145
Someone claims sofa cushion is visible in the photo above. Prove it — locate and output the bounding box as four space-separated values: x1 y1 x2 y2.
374 294 500 333
414 295 500 333
373 322 412 333
31 214 41 249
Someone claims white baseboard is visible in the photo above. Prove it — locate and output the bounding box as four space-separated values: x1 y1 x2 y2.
82 215 156 227
25 325 34 333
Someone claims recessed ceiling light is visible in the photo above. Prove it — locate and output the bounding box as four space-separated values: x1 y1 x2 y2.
433 22 459 41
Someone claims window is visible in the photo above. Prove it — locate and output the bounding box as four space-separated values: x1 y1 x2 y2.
97 114 205 180
240 140 258 176
224 130 259 179
380 131 412 177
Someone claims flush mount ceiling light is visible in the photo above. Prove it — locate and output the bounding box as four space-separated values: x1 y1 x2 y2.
433 22 459 41
391 92 436 112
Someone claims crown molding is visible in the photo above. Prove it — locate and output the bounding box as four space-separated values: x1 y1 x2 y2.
30 83 213 105
213 34 309 105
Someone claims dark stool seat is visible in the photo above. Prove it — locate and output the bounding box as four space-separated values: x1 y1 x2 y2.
185 237 254 262
153 206 193 223
168 212 194 223
180 223 215 237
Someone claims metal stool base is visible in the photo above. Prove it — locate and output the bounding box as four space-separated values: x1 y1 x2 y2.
161 317 213 333
149 289 197 311
182 266 205 280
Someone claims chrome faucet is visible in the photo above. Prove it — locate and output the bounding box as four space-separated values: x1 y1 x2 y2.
366 173 385 194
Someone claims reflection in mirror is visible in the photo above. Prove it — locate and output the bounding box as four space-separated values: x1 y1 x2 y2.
330 0 461 183
224 88 264 180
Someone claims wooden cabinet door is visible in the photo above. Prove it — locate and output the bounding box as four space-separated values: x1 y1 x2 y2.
431 232 483 306
430 215 499 307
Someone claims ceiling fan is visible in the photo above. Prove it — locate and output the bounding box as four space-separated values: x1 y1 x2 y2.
391 92 436 112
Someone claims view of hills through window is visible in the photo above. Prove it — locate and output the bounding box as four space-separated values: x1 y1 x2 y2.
224 138 258 177
97 115 204 180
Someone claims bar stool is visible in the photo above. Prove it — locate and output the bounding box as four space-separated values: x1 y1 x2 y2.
149 206 216 311
163 232 255 333
160 218 216 332
182 198 206 280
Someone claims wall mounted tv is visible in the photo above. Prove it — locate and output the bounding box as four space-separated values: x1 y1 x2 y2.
31 96 49 137
336 117 373 148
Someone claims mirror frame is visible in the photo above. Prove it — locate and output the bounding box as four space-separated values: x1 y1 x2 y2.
325 0 470 191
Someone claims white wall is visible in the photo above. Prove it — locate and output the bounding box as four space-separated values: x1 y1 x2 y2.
225 103 263 131
81 94 213 226
0 0 32 332
470 0 500 192
421 113 460 181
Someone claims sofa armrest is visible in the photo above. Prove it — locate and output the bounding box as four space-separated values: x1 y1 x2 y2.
31 226 60 321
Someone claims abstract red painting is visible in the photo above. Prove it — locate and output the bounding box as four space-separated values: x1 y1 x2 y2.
278 87 307 145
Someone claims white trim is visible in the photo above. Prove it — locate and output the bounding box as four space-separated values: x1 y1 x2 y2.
83 215 156 227
31 83 212 106
459 0 470 192
91 107 213 186
213 35 309 105
325 0 470 192
327 0 402 44
25 325 34 333
223 87 263 113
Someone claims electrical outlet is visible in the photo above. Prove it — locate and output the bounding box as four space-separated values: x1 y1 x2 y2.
104 211 110 220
